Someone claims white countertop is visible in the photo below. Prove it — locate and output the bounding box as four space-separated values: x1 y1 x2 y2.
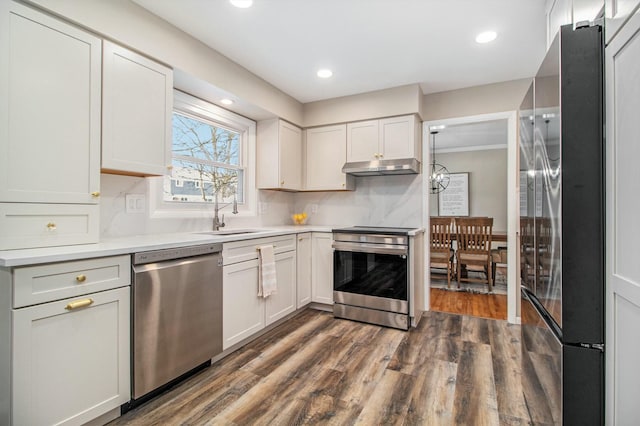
0 225 423 267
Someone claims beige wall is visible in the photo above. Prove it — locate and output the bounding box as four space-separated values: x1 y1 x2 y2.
423 79 532 121
26 0 303 125
303 84 423 127
429 148 508 232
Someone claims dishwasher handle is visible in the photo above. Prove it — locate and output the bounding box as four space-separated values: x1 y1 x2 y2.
132 252 220 274
133 243 222 265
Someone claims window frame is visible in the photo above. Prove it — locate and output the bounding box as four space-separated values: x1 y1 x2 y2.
149 90 257 219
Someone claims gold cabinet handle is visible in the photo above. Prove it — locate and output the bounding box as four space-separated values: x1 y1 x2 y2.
46 222 57 230
65 298 94 310
91 191 100 197
75 274 87 283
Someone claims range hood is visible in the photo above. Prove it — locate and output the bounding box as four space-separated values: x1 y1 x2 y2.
341 158 421 176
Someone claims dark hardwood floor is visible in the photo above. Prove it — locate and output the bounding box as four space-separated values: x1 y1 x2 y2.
111 308 532 425
430 288 508 320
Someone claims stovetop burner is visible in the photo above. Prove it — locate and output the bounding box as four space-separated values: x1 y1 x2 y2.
332 226 414 236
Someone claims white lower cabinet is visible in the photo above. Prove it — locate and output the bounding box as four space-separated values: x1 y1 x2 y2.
222 258 265 350
311 233 334 305
265 251 297 325
1 256 131 426
296 233 312 308
222 236 297 350
12 287 130 426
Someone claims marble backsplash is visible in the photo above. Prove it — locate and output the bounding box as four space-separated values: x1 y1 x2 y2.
295 174 423 228
99 173 424 238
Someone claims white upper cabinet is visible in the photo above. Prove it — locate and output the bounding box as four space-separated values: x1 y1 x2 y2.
257 119 302 191
379 115 420 160
346 120 379 162
0 1 101 204
573 0 606 23
346 115 419 162
605 0 640 42
102 41 173 176
305 124 355 191
547 0 573 47
0 1 101 249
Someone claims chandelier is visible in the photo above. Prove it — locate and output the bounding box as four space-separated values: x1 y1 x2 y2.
429 131 450 194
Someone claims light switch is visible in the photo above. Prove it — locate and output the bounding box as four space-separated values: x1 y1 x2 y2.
125 194 145 214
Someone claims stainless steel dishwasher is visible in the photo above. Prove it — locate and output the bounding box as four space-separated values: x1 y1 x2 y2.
131 243 223 401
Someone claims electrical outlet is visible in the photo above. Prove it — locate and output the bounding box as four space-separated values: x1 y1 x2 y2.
125 194 145 214
311 204 318 214
259 202 268 214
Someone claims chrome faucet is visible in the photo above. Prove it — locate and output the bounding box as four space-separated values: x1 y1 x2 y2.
213 193 238 231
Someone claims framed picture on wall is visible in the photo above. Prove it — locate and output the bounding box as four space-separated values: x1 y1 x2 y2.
439 172 469 216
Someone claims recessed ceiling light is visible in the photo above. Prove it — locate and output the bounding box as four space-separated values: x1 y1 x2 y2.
317 69 333 78
475 31 497 44
230 0 253 8
221 98 234 105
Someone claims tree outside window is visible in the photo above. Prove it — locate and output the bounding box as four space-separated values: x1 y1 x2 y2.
164 112 244 204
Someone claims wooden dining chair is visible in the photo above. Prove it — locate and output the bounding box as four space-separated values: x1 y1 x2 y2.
429 217 455 287
455 217 493 291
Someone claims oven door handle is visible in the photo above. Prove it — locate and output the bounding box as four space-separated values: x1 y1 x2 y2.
332 242 408 256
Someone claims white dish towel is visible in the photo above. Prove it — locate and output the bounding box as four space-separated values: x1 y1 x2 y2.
257 244 277 298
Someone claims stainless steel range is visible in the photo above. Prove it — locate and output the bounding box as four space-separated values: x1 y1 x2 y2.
332 226 413 330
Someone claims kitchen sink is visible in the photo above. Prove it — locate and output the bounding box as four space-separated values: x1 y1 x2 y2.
195 229 264 236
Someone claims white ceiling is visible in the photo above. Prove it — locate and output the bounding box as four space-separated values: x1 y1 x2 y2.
132 0 547 103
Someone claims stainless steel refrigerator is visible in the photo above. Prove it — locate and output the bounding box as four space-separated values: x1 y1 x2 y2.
519 23 604 425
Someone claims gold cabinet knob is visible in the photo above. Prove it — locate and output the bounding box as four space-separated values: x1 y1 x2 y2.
91 191 100 197
46 222 57 230
65 298 94 310
167 165 173 170
379 153 383 158
342 183 345 187
281 180 285 185
75 274 87 283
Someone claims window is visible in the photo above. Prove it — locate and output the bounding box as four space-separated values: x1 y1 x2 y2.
150 90 256 217
165 111 244 204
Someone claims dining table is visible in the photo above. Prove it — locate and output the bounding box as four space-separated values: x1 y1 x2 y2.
448 231 507 242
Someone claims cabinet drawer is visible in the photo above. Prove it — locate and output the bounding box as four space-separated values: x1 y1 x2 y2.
13 255 131 308
222 234 296 265
0 203 99 250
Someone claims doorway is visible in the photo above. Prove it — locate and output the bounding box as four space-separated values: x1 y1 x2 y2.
423 112 519 323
